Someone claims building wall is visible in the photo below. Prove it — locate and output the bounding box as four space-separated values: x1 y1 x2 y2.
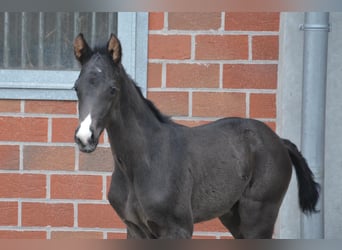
0 12 279 239
277 12 342 239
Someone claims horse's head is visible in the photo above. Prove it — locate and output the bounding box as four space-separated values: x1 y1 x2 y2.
73 33 122 153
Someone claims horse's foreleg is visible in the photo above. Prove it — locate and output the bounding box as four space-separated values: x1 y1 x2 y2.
146 219 193 239
125 221 149 239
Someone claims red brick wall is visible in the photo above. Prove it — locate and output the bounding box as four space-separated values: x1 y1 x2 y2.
0 12 279 239
148 12 278 130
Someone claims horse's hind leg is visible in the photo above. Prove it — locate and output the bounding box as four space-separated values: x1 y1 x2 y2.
237 197 280 239
219 202 243 239
220 198 279 239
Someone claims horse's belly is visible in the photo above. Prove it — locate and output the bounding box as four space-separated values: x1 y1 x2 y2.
191 178 247 223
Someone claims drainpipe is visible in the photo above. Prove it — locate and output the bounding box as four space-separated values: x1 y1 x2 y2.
300 12 330 239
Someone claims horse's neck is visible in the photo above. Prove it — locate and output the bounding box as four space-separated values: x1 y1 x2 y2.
106 79 161 161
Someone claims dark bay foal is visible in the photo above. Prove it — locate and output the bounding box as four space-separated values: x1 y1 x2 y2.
73 34 319 239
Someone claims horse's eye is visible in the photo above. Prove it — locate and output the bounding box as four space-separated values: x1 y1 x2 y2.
110 86 117 95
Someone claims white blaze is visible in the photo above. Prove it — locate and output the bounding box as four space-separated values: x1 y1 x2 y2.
76 114 92 145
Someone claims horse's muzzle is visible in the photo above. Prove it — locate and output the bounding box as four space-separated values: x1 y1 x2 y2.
74 127 98 153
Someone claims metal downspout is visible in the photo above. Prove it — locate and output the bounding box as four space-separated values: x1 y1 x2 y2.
300 12 330 239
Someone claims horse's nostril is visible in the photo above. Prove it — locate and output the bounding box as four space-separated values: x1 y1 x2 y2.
75 135 83 146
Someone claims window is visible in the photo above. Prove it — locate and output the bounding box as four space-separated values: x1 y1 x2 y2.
0 12 148 100
0 12 118 70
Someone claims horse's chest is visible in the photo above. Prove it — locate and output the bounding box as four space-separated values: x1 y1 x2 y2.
123 191 145 224
108 175 149 231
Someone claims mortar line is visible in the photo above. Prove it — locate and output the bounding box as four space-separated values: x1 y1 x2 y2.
46 174 51 199
164 12 168 31
17 200 22 227
20 100 25 113
191 35 196 60
161 62 167 88
47 228 51 239
0 169 113 176
19 144 24 171
0 141 98 147
248 35 253 61
0 226 126 233
102 175 108 201
219 63 223 89
148 87 277 94
74 202 78 228
148 59 278 65
1 198 110 205
0 113 78 118
149 30 279 36
220 12 225 31
47 117 52 143
246 92 251 118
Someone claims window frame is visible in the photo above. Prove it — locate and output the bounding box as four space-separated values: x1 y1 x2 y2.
0 12 148 100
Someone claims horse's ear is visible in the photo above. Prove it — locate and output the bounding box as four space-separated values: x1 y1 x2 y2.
107 34 121 63
74 33 92 64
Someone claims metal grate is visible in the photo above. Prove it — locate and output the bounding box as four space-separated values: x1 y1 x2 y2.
0 12 117 70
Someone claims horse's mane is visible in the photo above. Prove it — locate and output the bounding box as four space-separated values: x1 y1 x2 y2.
133 84 172 124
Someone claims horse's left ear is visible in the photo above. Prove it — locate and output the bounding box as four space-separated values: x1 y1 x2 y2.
74 33 92 65
107 34 121 63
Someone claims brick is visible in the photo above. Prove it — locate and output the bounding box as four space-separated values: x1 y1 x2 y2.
51 231 103 239
223 64 277 89
147 92 189 116
25 100 77 114
194 218 227 232
0 231 46 239
148 35 191 60
22 202 74 227
79 147 114 172
196 35 248 60
148 63 163 88
0 202 18 226
23 146 75 171
106 175 112 196
78 204 125 228
192 92 246 118
250 93 276 118
52 118 79 143
0 100 21 112
168 12 221 30
0 174 46 198
0 117 48 142
149 12 164 30
166 63 220 88
225 12 280 31
252 36 279 60
0 145 19 170
107 232 127 239
51 175 103 200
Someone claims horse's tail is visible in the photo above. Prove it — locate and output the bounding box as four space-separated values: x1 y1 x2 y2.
282 139 320 214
